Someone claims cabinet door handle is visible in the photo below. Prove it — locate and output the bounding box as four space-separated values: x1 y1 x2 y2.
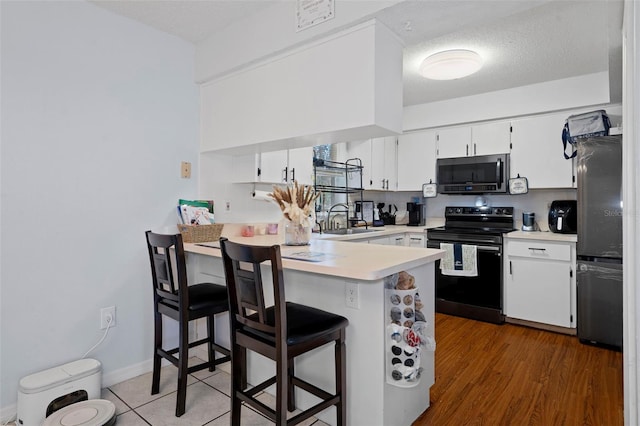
509 260 512 275
282 167 288 182
474 143 477 156
528 247 547 252
381 179 385 189
290 167 296 182
466 144 469 156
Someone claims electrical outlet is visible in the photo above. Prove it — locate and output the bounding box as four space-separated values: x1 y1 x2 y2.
345 282 359 309
100 306 116 329
180 161 191 178
225 201 231 211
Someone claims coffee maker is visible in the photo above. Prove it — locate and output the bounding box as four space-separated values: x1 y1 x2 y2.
407 202 423 226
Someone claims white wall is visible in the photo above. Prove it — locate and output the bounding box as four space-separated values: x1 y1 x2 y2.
360 188 575 231
0 1 198 415
403 72 612 131
199 152 286 225
622 0 640 423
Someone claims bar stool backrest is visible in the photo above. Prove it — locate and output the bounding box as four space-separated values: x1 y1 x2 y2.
146 232 188 310
219 238 287 345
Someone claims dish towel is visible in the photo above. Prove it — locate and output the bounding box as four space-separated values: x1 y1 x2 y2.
440 243 478 277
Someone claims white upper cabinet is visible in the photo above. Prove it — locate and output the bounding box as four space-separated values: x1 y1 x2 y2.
397 130 437 191
510 112 574 188
231 153 261 183
287 146 314 186
346 139 373 189
436 122 511 158
259 150 289 184
471 121 512 156
370 137 397 191
436 127 471 158
231 147 313 185
348 137 396 191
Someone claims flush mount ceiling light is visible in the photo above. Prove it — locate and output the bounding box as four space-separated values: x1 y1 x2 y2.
419 49 483 80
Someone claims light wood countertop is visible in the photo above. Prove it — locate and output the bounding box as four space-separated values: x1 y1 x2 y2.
184 235 444 281
506 230 577 243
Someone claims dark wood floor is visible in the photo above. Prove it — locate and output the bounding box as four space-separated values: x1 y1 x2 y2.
413 313 623 426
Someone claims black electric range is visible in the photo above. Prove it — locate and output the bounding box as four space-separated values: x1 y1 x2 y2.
427 206 515 324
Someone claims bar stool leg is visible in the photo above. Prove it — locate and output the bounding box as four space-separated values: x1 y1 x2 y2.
239 346 248 390
207 315 215 372
230 343 243 426
336 330 347 426
287 362 295 411
151 311 162 395
276 352 288 426
176 317 189 417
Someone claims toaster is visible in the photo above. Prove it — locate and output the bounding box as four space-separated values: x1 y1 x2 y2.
548 200 577 233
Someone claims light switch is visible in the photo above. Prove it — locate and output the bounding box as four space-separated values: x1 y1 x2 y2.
181 161 191 179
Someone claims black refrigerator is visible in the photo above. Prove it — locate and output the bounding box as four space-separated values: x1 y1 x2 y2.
576 135 623 349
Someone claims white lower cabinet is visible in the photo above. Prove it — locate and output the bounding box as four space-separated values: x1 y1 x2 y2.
344 235 390 245
504 239 576 328
368 235 391 245
346 232 429 246
390 234 405 246
405 233 426 248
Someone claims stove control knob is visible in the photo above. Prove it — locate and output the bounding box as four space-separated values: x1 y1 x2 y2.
455 208 462 214
495 208 503 215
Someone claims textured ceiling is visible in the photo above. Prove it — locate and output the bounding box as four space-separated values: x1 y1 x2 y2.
88 0 623 106
394 1 615 105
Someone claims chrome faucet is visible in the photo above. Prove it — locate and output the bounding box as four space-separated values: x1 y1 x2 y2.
327 203 349 230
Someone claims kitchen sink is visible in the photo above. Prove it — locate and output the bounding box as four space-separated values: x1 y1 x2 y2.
322 228 381 235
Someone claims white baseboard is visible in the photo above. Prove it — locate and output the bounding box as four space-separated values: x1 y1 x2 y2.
101 359 154 388
101 345 231 389
1 349 227 421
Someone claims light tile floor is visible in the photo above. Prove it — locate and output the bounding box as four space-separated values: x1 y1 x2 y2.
99 357 329 426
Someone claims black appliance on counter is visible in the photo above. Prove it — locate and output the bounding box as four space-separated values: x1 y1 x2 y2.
427 206 514 324
407 202 423 226
548 200 577 234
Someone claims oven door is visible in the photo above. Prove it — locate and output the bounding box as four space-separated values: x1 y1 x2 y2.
427 240 504 323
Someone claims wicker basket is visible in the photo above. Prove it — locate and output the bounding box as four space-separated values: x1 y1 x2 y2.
177 224 224 243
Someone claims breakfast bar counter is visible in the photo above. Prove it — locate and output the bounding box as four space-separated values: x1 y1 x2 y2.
184 236 444 426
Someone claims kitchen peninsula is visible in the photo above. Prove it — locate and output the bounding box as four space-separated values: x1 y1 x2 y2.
184 236 444 426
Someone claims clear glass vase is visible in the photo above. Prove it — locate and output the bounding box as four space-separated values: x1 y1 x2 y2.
284 221 312 246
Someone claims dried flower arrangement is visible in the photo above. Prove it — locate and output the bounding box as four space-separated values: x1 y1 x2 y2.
268 181 320 226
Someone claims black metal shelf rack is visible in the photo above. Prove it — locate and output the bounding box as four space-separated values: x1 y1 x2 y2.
313 158 365 226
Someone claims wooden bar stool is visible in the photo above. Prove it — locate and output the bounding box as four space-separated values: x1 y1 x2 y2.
219 238 348 426
145 231 231 417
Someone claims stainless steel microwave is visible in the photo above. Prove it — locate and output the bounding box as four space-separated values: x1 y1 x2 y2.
437 153 510 194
